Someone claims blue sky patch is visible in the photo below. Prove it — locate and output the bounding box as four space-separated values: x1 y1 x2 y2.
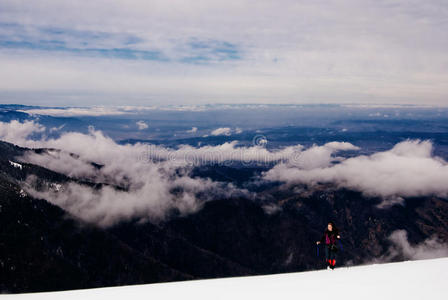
0 23 242 64
182 39 242 63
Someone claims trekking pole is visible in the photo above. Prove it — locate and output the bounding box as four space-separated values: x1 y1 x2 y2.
338 240 343 252
316 244 319 257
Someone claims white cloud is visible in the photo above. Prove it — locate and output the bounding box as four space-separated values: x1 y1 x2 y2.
0 121 358 227
211 127 232 136
263 141 359 171
49 124 66 133
23 169 244 228
262 139 448 204
0 120 45 144
0 120 362 227
261 203 282 215
136 120 148 130
0 120 254 227
2 119 448 227
21 149 100 179
210 127 243 136
0 120 356 168
0 121 260 226
382 230 448 261
187 127 198 133
20 107 128 116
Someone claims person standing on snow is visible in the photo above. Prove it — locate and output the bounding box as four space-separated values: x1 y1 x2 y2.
316 221 340 270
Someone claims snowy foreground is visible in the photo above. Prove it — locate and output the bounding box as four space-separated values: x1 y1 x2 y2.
3 257 447 300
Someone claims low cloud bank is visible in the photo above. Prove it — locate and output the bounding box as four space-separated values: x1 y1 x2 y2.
24 172 243 227
1 119 447 226
19 107 128 117
0 120 356 168
0 120 45 143
0 119 359 226
262 139 448 204
0 120 255 227
383 230 448 261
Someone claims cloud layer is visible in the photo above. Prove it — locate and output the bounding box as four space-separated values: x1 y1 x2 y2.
20 107 128 117
383 230 448 261
262 139 448 203
1 119 448 226
0 119 361 226
0 120 256 226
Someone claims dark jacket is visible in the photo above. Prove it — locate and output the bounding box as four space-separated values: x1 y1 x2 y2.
320 228 340 245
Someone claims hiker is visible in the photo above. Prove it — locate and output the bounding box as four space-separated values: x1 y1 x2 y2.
316 221 340 270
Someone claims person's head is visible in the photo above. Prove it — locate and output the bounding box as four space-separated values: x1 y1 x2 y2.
327 221 336 231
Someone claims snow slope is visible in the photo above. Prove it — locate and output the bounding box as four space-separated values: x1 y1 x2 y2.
3 258 447 300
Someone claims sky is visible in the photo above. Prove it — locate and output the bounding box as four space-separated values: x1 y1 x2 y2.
0 0 447 106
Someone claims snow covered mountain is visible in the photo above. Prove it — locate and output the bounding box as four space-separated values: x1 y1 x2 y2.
3 257 446 300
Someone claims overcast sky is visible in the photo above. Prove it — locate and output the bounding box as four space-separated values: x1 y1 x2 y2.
0 0 447 106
